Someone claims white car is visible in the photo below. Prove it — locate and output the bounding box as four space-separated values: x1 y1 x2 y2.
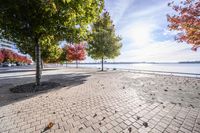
2 62 12 67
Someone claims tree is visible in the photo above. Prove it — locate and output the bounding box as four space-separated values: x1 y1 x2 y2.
167 0 200 51
0 0 104 85
66 43 86 68
1 49 14 62
59 45 68 65
41 44 62 64
0 50 4 63
88 11 122 71
16 36 62 69
0 48 32 64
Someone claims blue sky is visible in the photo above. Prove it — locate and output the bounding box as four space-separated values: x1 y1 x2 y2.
86 0 200 62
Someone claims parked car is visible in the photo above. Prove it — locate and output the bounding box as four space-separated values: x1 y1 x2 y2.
11 63 16 67
16 62 22 66
2 62 12 67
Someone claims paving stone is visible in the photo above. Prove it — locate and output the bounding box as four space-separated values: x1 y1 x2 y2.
155 124 165 132
124 120 132 126
99 126 108 133
133 122 141 129
110 120 118 126
180 127 192 133
0 69 200 133
150 128 162 133
113 126 123 132
119 122 128 129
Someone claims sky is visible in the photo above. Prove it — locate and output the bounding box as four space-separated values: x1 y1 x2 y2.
86 0 200 63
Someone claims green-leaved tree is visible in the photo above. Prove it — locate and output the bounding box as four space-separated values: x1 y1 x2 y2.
88 11 122 71
0 0 104 85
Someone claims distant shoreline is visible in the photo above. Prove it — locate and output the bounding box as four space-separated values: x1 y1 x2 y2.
66 62 200 64
122 69 200 78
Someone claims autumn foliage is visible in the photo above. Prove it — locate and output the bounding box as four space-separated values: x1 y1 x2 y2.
167 0 200 51
66 43 86 62
0 50 4 63
0 48 32 64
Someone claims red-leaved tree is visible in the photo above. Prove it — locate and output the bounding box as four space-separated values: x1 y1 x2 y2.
167 0 200 51
66 43 86 68
0 48 32 64
0 50 4 63
1 49 14 62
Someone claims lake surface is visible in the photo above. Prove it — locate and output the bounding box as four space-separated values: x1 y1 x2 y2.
65 63 200 77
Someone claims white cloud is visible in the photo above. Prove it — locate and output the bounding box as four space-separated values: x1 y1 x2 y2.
86 0 200 62
105 0 134 25
115 40 200 62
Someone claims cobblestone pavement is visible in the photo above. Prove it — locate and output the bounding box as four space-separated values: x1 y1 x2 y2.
0 69 200 133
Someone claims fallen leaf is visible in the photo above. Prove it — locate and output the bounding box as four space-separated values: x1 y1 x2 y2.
42 122 54 132
79 127 83 131
128 127 132 133
0 116 5 119
143 122 148 128
47 122 54 128
136 116 140 120
189 104 194 108
93 114 97 118
170 102 176 105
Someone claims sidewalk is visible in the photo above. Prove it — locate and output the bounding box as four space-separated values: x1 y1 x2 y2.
0 69 200 133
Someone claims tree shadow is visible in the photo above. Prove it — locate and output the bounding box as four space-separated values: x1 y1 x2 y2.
0 73 90 107
0 68 58 74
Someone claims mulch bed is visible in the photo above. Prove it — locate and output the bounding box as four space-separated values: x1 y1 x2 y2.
10 82 60 93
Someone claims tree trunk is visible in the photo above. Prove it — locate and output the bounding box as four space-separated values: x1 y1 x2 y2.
101 57 104 71
35 41 41 86
76 60 78 68
41 60 44 70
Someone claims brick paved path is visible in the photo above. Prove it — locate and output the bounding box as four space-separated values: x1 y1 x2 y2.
0 70 200 133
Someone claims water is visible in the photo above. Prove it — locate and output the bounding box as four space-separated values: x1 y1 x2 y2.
65 63 200 77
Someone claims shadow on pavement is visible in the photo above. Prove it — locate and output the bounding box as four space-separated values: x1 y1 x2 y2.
0 73 90 107
0 68 58 74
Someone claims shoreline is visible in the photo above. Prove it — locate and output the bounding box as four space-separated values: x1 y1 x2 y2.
49 65 200 78
120 68 200 78
1 65 200 78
